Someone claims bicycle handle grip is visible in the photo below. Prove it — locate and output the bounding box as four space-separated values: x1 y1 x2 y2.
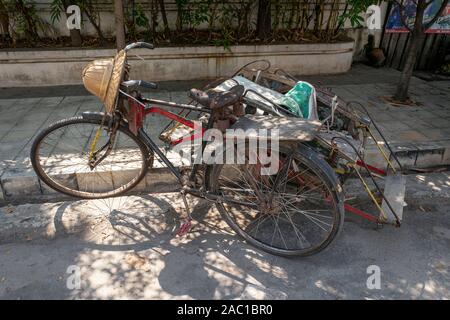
121 80 158 90
138 80 158 89
124 42 154 52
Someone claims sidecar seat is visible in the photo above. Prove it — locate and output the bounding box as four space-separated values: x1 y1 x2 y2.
213 76 318 120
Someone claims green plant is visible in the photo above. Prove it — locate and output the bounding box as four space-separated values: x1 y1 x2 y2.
125 0 150 40
238 0 255 35
132 2 151 41
212 29 232 52
134 3 149 28
6 0 55 43
81 0 105 43
50 0 63 24
175 0 188 31
339 0 382 27
183 0 208 29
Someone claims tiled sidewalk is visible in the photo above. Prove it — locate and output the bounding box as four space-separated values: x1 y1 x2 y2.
0 64 449 202
0 91 188 202
329 80 450 168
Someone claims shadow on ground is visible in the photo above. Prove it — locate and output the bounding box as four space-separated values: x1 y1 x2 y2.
1 180 449 299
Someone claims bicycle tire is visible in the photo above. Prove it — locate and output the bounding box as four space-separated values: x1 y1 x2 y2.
30 116 152 199
205 143 344 257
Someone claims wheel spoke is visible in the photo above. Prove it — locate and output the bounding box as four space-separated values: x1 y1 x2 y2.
212 146 342 256
34 118 147 198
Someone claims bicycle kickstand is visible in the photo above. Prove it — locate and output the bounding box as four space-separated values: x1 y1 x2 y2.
176 190 193 237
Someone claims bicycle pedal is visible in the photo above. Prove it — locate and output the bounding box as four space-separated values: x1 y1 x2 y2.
176 220 192 237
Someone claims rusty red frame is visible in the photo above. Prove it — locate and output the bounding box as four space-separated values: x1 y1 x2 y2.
127 95 386 224
126 96 205 146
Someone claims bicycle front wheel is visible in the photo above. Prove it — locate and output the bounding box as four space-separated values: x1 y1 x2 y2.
31 116 151 199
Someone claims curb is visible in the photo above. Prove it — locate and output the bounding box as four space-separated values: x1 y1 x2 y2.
344 171 450 200
1 172 449 245
1 139 449 204
363 140 450 170
0 166 180 205
0 148 186 204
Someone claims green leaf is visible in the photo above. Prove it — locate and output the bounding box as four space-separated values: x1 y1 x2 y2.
50 0 64 24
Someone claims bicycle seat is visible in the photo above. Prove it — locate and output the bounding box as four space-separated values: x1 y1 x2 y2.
189 85 244 110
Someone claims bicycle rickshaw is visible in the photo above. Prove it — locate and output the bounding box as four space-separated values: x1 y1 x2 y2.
30 42 406 257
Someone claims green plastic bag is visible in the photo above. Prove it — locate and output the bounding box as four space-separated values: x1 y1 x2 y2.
280 95 303 117
282 81 315 119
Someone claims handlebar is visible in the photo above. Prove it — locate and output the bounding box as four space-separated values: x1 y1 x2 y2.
124 42 154 52
138 80 158 89
121 42 157 93
121 80 158 90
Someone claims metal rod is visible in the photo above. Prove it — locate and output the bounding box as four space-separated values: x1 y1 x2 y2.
346 101 403 171
367 128 397 174
189 114 214 182
138 128 183 181
143 98 210 113
344 203 379 223
353 167 387 221
331 136 401 226
231 60 271 77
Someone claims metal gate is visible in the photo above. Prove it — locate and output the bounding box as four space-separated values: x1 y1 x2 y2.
380 1 450 72
380 32 449 71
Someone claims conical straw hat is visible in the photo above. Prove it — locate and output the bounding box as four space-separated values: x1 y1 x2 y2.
82 50 127 113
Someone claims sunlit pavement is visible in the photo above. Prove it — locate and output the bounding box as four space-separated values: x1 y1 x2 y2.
1 64 449 299
1 64 450 203
0 188 449 299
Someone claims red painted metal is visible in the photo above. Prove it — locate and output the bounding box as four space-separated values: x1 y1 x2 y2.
176 219 192 237
128 98 381 225
126 99 205 146
170 131 204 146
325 193 379 223
344 203 379 223
127 98 145 136
145 106 195 128
356 160 386 176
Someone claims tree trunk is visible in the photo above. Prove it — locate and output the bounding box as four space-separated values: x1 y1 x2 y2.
15 0 39 42
158 0 170 37
176 1 183 32
150 0 158 34
0 0 10 42
313 1 324 36
394 0 427 101
256 0 271 39
115 0 126 50
394 32 424 101
83 1 107 46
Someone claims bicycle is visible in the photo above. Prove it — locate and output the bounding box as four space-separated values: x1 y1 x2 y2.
30 42 344 257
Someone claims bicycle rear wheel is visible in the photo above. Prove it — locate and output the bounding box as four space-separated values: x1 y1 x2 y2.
31 116 151 199
206 143 344 257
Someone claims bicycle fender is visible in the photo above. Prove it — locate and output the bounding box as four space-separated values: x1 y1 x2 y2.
81 111 111 122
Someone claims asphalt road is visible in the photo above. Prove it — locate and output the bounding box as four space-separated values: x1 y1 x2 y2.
0 191 449 299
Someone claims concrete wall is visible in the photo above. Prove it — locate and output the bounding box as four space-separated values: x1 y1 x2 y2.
0 41 354 87
7 1 387 63
28 1 388 37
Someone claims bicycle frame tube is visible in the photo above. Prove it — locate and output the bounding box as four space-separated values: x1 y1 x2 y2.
144 106 206 146
138 128 183 181
126 95 212 184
